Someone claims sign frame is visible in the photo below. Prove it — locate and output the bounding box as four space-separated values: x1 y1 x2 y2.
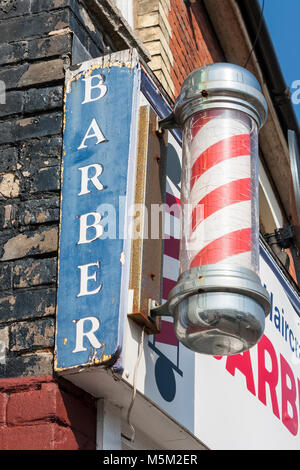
55 49 140 372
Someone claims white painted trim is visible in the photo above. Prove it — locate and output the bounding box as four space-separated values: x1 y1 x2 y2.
96 399 122 450
115 0 134 28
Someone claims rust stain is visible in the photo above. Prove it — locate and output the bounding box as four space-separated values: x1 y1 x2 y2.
65 57 137 94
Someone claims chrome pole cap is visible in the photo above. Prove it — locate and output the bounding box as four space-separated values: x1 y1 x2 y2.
174 62 267 128
167 265 271 356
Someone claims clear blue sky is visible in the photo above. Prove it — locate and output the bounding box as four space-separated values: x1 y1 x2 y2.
259 0 300 125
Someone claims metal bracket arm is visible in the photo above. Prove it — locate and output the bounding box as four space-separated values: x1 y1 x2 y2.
149 299 173 318
158 112 180 130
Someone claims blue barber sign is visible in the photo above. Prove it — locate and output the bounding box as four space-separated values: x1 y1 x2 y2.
55 50 140 370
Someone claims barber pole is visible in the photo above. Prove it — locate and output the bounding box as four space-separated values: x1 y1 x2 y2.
152 63 271 356
185 108 254 272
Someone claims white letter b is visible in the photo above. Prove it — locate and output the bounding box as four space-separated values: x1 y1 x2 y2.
78 212 104 244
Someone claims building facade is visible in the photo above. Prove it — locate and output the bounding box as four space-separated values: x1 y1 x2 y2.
0 0 299 450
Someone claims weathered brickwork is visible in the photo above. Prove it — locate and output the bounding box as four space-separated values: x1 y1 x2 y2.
0 0 119 449
168 0 224 97
135 0 174 97
0 0 227 450
0 376 96 450
135 0 224 99
0 0 111 383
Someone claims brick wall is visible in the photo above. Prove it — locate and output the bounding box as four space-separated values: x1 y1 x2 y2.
135 0 224 99
0 0 110 379
0 0 227 450
169 0 224 97
135 0 174 97
0 0 116 449
0 375 96 450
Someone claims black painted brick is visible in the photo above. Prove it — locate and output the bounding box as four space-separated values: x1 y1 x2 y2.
69 1 106 51
1 197 59 229
18 197 60 226
0 147 18 172
0 90 23 117
0 203 18 230
19 136 62 171
27 34 72 60
0 9 69 44
0 0 31 20
0 263 12 291
0 0 116 381
31 0 106 52
0 287 56 324
0 41 27 66
13 257 57 288
68 11 93 54
28 166 60 193
0 63 29 91
0 226 58 261
24 86 63 114
87 35 104 59
0 352 53 378
0 34 72 67
0 112 62 145
0 86 63 120
30 0 71 14
0 0 76 21
17 58 65 88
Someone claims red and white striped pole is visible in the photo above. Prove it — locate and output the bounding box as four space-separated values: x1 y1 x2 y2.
154 63 270 356
182 108 255 273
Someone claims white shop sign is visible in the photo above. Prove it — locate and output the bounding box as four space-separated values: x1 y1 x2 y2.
123 106 300 450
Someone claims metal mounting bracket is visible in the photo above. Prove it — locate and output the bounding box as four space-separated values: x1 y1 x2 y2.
158 112 180 130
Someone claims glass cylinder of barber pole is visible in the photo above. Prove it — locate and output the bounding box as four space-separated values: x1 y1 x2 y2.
166 63 270 355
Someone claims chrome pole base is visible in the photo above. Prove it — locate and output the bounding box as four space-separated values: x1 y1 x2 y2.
151 265 270 356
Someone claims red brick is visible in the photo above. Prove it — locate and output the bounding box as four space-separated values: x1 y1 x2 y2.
0 376 96 449
191 3 224 62
7 384 56 425
54 424 93 450
0 426 6 449
0 375 53 393
54 424 80 450
0 394 7 425
168 0 223 96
